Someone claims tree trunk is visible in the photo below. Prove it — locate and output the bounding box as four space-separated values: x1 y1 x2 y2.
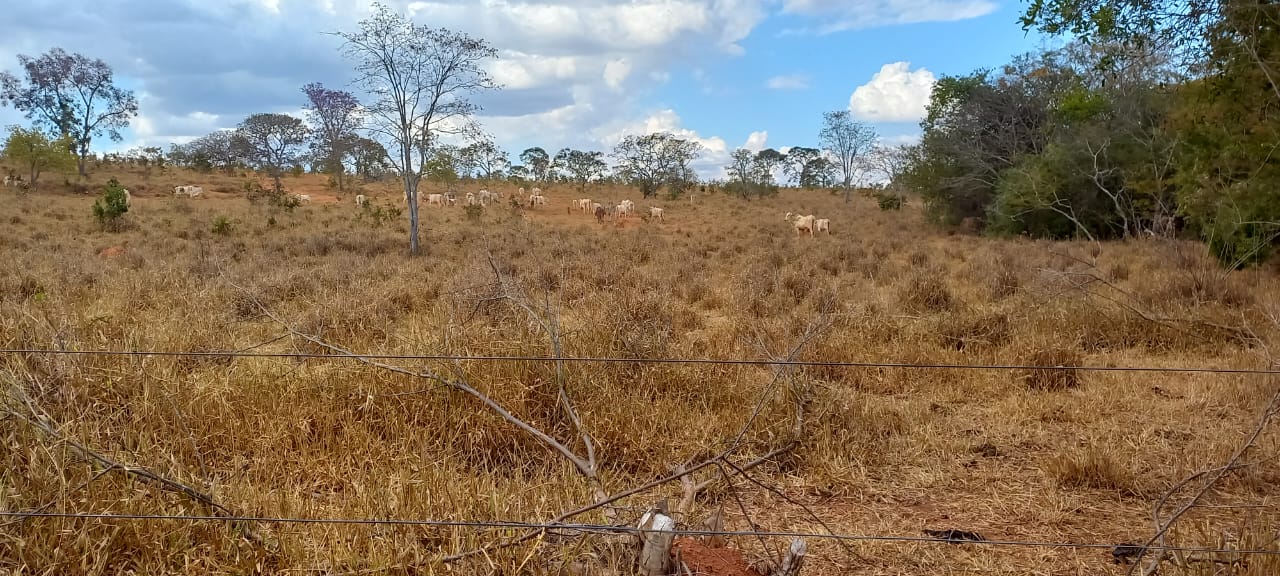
406 177 421 256
77 143 89 177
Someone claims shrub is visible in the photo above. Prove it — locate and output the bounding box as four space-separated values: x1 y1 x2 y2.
92 178 130 231
875 191 905 210
464 204 484 222
244 179 300 211
901 273 954 313
211 215 234 236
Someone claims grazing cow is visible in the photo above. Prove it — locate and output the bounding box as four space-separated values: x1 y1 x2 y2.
574 198 593 213
815 218 830 234
528 193 547 207
446 193 457 206
531 187 543 195
790 214 816 236
648 206 664 221
294 193 312 203
174 185 203 197
122 189 131 208
615 199 634 219
465 191 478 206
594 204 607 222
355 194 368 208
478 189 499 206
426 193 445 206
2 175 10 187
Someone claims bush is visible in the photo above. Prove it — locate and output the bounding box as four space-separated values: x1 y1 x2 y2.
244 179 300 211
875 191 905 210
211 215 234 236
92 178 130 231
464 204 484 222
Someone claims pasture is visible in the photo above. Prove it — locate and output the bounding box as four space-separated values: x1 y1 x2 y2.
1 167 1279 575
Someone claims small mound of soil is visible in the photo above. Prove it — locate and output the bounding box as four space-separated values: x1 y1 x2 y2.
671 538 763 576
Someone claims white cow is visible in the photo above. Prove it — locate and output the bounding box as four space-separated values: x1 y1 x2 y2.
528 193 547 207
790 214 816 236
355 194 369 208
465 191 479 206
478 189 499 205
122 189 131 208
174 185 203 197
575 198 593 213
815 218 830 234
294 193 312 203
648 206 664 221
426 193 445 206
2 175 10 187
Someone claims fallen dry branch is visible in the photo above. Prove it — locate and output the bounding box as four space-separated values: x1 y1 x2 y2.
0 374 260 543
1129 385 1280 576
441 312 832 565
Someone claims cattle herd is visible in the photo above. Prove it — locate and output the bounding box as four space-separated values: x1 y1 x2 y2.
19 178 833 235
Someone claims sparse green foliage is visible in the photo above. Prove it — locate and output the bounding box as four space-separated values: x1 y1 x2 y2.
244 179 300 212
725 148 780 199
2 125 76 189
875 191 905 210
211 215 234 236
92 177 129 231
611 132 702 198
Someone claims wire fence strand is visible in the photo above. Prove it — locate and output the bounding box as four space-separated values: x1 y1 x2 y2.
3 348 1280 375
2 511 1277 556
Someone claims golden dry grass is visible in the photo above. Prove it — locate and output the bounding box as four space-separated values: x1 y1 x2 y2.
1 164 1279 575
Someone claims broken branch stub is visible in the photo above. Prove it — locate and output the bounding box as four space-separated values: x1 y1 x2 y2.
638 508 676 576
777 538 806 576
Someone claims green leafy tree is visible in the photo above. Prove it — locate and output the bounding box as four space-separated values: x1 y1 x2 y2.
552 148 609 192
520 147 552 184
2 125 76 189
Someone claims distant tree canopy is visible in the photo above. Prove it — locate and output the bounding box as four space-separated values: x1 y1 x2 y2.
302 82 362 191
725 148 781 199
611 132 701 199
235 113 311 190
0 48 138 177
552 148 609 192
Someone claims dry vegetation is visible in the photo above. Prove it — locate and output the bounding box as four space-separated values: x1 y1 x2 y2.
2 165 1279 575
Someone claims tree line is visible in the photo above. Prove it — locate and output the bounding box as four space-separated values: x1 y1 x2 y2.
899 0 1280 267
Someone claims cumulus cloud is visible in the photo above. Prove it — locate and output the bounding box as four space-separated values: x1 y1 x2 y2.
780 0 996 34
848 62 936 122
591 109 772 179
766 74 809 90
0 0 769 155
603 58 633 91
742 131 768 152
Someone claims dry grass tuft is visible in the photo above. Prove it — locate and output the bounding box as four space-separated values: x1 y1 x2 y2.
1044 446 1144 496
901 272 955 313
1019 348 1084 390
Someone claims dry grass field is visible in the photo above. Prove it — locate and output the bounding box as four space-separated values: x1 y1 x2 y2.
2 165 1279 575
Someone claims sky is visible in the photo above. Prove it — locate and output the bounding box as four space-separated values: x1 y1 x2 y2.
0 0 1053 179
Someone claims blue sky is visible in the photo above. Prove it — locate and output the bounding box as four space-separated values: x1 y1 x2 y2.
0 0 1052 178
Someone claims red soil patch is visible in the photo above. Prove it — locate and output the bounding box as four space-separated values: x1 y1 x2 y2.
671 538 763 576
97 245 126 259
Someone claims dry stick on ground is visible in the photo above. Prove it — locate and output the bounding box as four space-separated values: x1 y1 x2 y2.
1129 386 1280 576
482 251 607 509
441 312 833 565
231 283 603 488
0 376 261 543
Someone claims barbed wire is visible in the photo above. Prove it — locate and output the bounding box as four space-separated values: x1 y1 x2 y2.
3 348 1279 375
2 510 1277 556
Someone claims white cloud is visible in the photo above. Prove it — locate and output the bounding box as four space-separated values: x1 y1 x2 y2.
742 130 768 152
490 52 580 90
780 0 996 34
603 58 632 91
849 62 936 122
766 74 810 90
